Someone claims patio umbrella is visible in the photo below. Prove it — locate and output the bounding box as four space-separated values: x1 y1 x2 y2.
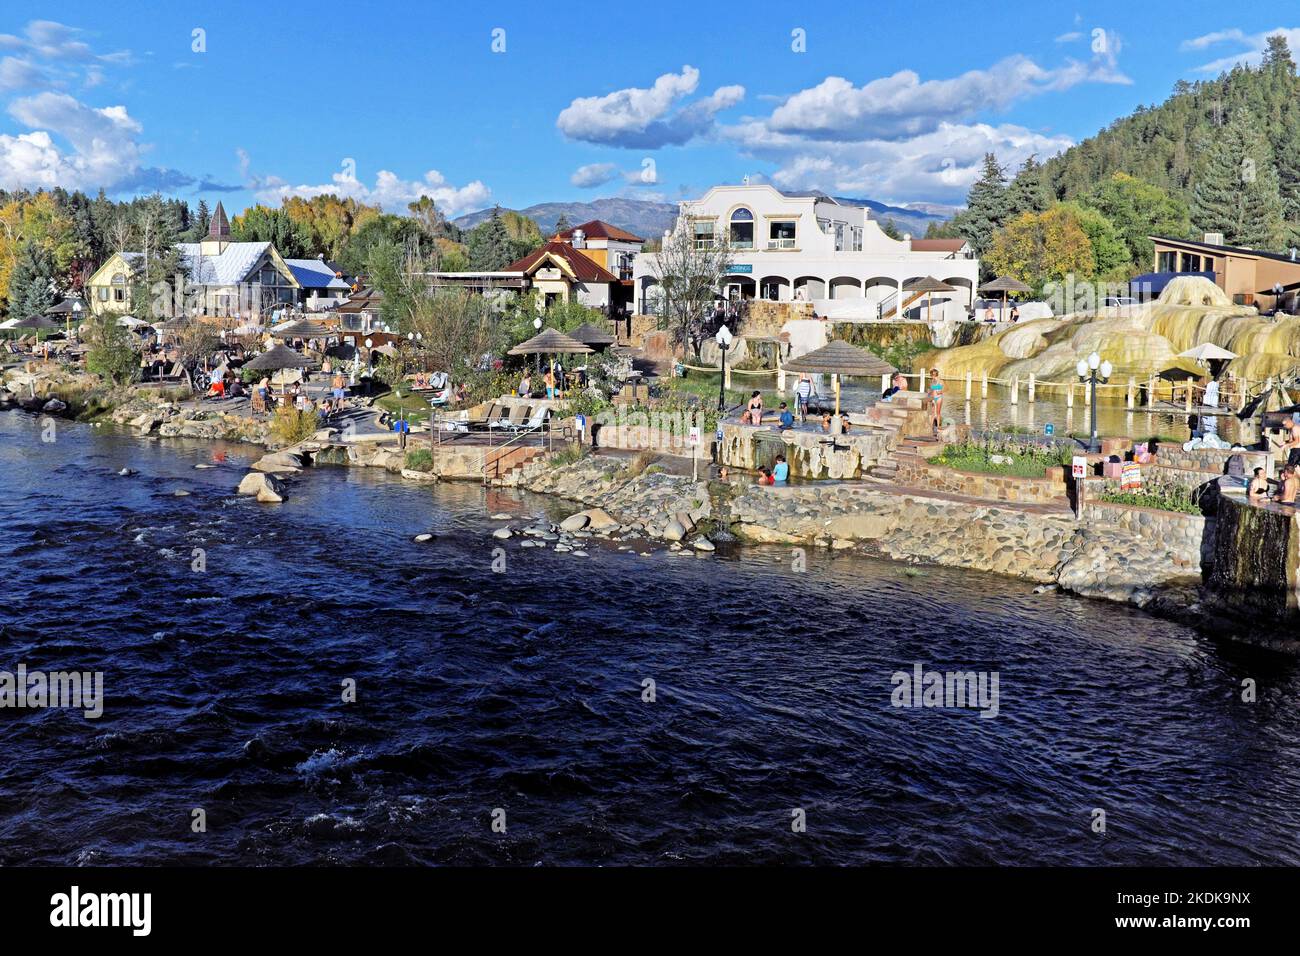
8 314 60 331
508 328 592 398
568 322 616 348
977 275 1032 316
272 318 332 339
243 343 314 372
116 315 149 328
1178 343 1238 363
782 339 897 417
903 276 957 322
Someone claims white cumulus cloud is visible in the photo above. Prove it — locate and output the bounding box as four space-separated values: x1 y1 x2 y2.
249 163 491 216
557 66 744 148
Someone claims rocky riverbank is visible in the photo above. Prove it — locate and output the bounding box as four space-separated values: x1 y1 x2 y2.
512 453 1231 624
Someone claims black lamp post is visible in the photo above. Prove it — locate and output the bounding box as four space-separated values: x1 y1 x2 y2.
1076 351 1113 453
715 323 733 412
364 337 373 396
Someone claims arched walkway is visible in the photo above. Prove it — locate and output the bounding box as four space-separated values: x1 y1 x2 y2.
759 276 790 301
829 276 862 299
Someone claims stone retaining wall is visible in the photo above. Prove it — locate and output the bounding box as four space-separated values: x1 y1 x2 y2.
719 421 893 479
894 456 1067 504
1081 500 1207 563
1154 445 1267 474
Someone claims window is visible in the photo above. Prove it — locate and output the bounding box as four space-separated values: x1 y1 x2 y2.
1182 253 1202 272
114 288 125 302
98 287 108 301
692 220 716 249
729 208 754 249
1157 251 1177 272
768 220 796 249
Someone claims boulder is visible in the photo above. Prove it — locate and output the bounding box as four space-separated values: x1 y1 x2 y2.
41 398 67 414
400 468 438 483
559 513 590 532
674 511 696 533
662 519 687 542
252 451 306 473
492 527 513 539
237 471 287 502
693 538 715 552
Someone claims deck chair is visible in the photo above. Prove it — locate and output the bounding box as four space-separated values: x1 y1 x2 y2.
486 404 522 433
508 406 549 434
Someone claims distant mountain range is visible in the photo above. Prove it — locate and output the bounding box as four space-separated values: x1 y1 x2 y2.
453 193 960 242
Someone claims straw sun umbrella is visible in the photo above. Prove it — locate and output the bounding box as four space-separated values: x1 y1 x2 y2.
243 343 314 397
508 328 592 397
782 339 897 421
903 276 957 322
977 276 1033 318
567 322 616 349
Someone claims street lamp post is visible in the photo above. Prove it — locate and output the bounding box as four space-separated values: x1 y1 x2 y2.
1076 351 1113 454
70 299 82 341
364 337 373 397
715 323 733 412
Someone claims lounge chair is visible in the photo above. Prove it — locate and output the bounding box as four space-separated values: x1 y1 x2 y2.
503 406 549 434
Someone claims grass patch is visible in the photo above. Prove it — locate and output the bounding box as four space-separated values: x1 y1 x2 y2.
933 438 1073 478
547 444 584 467
376 393 430 424
662 372 780 413
624 450 661 477
404 449 433 472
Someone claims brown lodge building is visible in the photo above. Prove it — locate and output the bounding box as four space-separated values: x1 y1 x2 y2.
1150 234 1300 308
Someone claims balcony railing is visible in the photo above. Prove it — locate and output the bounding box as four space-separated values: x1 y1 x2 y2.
766 238 796 249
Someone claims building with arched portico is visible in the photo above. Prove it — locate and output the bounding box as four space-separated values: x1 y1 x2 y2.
632 184 979 321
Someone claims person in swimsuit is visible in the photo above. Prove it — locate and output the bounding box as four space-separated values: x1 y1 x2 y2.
1279 465 1298 505
746 390 763 425
927 368 944 435
1247 467 1271 501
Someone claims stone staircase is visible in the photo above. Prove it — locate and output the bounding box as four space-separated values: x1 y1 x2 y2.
484 444 547 484
855 392 935 480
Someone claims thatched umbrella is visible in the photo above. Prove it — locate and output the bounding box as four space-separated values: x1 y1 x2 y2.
273 318 333 340
5 314 59 339
978 275 1032 316
508 328 593 398
568 322 616 349
783 339 897 417
904 276 957 322
244 343 315 397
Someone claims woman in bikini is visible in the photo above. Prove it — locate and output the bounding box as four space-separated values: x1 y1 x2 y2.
927 368 944 436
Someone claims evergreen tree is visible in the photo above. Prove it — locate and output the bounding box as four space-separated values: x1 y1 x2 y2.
553 214 571 236
1004 155 1050 217
193 199 211 240
949 154 1008 259
466 207 515 271
8 241 58 317
1190 111 1286 248
880 218 902 240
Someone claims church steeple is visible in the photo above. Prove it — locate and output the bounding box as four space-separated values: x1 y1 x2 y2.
200 201 231 255
209 201 230 238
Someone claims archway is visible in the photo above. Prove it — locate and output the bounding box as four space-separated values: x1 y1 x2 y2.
828 276 862 299
793 276 825 300
759 276 791 301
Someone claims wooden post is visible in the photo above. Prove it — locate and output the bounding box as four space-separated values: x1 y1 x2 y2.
1184 380 1193 412
1027 373 1036 403
1010 376 1019 405
980 370 988 399
1146 373 1157 408
965 370 972 401
881 373 889 394
918 367 927 392
1126 377 1135 409
1067 382 1074 408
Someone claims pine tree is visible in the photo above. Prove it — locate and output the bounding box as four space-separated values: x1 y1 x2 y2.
950 153 1008 258
553 214 571 236
8 242 58 317
1190 111 1286 248
467 207 514 270
881 218 902 240
194 199 211 240
1004 155 1050 217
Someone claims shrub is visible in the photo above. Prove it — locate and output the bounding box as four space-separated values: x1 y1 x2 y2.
624 450 660 476
548 444 584 467
83 317 138 385
933 435 1073 477
269 405 320 445
1095 477 1203 515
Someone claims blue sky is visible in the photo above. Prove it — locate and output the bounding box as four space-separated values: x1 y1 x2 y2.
2 1 1297 217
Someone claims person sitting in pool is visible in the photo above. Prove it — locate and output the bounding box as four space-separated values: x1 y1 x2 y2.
757 466 776 486
777 402 794 431
1279 465 1298 505
1247 467 1271 501
772 455 789 483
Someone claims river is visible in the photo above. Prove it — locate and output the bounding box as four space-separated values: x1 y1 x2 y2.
1 409 1297 865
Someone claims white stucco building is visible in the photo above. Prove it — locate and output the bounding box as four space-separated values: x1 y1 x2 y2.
633 184 979 320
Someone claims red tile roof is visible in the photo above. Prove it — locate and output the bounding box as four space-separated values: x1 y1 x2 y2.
504 241 621 284
909 238 968 252
555 219 645 243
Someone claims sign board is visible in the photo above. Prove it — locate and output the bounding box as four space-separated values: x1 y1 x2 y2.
1121 462 1142 491
1044 423 1054 436
535 267 563 281
1071 456 1087 479
715 426 724 442
729 264 754 274
688 426 701 446
575 413 586 435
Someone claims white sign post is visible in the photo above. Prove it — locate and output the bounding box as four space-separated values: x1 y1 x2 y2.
689 426 701 481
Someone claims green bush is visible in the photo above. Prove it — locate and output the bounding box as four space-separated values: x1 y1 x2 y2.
933 436 1073 477
1095 477 1203 515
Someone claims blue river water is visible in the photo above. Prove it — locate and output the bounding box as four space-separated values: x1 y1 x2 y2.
1 408 1297 865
